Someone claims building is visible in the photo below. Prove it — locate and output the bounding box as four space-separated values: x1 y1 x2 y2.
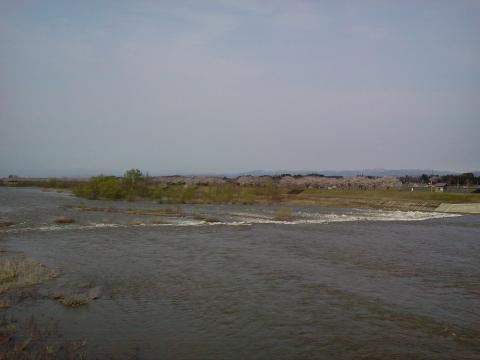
3 175 19 186
433 182 448 192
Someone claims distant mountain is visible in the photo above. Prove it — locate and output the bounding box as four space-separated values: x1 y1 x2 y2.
229 169 464 178
4 168 476 179
353 169 458 177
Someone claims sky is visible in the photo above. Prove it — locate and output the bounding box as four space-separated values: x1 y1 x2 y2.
1 0 479 177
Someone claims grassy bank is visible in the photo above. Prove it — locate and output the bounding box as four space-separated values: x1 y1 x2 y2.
73 182 480 211
302 189 480 202
292 189 480 211
4 169 480 211
72 174 479 210
71 171 283 203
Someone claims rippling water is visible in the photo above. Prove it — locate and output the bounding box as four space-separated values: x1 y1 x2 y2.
1 187 479 359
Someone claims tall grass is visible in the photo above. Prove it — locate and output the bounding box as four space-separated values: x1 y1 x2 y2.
0 257 57 291
151 184 285 204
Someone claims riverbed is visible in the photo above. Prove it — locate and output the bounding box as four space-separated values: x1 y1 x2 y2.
1 187 479 359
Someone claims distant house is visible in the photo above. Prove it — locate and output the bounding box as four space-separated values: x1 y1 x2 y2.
433 182 448 192
3 175 19 186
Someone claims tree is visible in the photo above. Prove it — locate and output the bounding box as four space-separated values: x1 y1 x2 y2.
123 169 144 189
461 173 475 185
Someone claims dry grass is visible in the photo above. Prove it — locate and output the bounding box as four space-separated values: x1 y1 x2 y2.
0 317 87 359
65 205 183 217
191 214 221 223
0 257 57 292
289 190 470 211
274 208 294 221
301 189 480 203
54 288 100 308
56 294 95 308
0 256 87 358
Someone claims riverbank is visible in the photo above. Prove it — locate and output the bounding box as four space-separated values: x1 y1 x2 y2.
2 169 480 213
4 183 480 212
73 184 480 212
288 189 480 212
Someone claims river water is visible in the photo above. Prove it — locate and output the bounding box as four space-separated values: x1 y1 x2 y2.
1 187 479 359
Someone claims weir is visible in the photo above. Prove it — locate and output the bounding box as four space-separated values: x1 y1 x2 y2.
435 203 480 214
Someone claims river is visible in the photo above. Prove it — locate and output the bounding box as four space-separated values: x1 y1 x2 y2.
1 187 479 359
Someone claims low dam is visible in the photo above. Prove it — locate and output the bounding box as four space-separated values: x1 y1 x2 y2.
435 203 480 214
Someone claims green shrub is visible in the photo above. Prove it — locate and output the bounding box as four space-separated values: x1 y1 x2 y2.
122 169 144 189
98 177 124 199
74 176 124 200
73 183 99 199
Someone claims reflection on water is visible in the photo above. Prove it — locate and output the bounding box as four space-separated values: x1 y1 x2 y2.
1 187 479 359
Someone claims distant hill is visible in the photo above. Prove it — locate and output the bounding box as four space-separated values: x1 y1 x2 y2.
4 168 477 179
229 169 462 178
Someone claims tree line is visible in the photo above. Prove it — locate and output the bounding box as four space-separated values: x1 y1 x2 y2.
400 173 479 186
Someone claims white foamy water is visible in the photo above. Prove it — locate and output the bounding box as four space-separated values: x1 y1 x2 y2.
0 210 461 234
228 209 460 225
295 210 461 222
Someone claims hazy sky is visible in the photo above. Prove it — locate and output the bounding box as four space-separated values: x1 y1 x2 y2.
1 0 479 176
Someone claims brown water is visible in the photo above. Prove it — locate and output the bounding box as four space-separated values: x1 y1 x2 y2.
1 187 479 359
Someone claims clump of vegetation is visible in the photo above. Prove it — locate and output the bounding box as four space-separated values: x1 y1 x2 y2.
0 254 57 310
274 208 294 221
151 183 285 204
153 185 198 203
72 169 288 204
73 168 148 200
64 205 183 217
0 317 87 359
54 288 100 308
56 293 96 308
0 257 57 291
53 217 75 224
191 214 221 223
288 188 304 195
0 257 87 358
73 175 123 200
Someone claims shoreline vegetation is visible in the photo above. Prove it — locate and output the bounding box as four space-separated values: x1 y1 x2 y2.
0 251 97 358
2 169 480 212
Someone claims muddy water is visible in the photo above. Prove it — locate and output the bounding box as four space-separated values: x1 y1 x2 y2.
1 187 479 359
